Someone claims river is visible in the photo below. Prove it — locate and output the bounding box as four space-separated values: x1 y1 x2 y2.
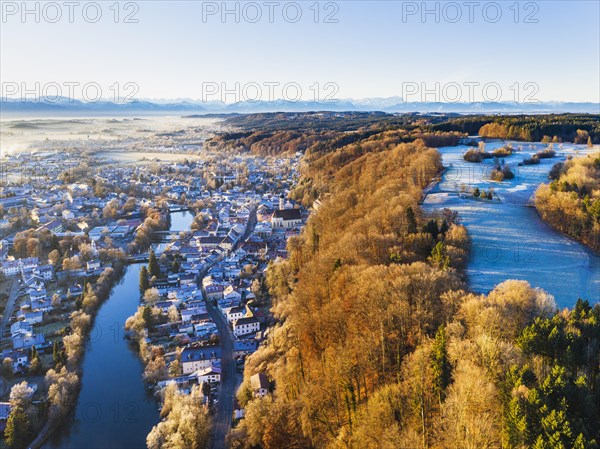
422 141 600 309
43 210 194 449
169 210 194 232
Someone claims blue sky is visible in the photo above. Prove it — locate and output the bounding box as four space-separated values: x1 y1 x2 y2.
1 1 599 102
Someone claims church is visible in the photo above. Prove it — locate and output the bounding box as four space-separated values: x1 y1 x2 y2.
271 194 302 229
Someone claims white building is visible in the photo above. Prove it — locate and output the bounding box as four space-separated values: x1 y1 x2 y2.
233 317 260 337
271 208 302 229
181 346 221 375
10 321 33 338
251 373 269 398
195 365 221 384
62 210 75 220
223 285 242 302
28 288 47 302
20 310 44 325
1 257 39 276
226 305 245 324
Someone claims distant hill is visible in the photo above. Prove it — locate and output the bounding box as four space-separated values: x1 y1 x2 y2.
0 98 207 116
1 97 598 116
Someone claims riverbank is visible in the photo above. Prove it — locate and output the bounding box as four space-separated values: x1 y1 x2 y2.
24 210 173 449
41 263 161 449
422 140 600 307
30 262 125 449
533 151 600 253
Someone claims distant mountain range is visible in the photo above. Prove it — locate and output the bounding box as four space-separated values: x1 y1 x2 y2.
1 97 598 116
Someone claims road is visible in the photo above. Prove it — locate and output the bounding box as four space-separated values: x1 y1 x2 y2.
206 298 236 449
203 205 256 449
1 277 19 335
0 278 18 400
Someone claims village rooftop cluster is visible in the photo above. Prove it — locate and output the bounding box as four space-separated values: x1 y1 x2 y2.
0 139 307 435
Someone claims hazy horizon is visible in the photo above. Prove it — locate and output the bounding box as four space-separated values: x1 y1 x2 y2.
2 1 599 104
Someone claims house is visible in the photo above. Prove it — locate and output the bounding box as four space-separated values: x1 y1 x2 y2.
23 275 45 290
236 206 251 218
177 323 195 335
179 273 197 286
10 321 33 338
20 310 44 324
233 317 260 337
155 301 176 314
233 399 245 420
12 333 45 350
233 339 258 358
181 345 221 375
253 221 272 239
194 321 218 338
38 220 63 234
223 285 242 302
196 236 224 249
38 265 54 281
86 260 101 272
204 284 224 301
181 306 208 323
156 376 194 391
0 195 27 209
180 308 197 323
226 305 246 323
153 278 179 295
1 257 39 276
251 373 269 398
271 208 302 229
68 284 84 297
31 298 54 313
62 209 75 220
1 349 29 373
28 287 47 302
219 235 235 251
195 365 222 384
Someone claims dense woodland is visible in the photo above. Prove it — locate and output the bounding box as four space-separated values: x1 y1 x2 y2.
222 120 599 449
535 154 600 251
205 112 469 156
206 113 600 160
433 114 600 143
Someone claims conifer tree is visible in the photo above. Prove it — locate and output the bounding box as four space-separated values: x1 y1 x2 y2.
139 266 150 293
4 406 31 449
148 249 160 278
431 325 451 406
406 206 418 234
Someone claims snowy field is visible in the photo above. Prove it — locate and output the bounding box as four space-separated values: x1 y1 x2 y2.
423 140 600 309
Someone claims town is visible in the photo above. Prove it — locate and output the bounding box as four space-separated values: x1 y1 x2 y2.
0 128 307 448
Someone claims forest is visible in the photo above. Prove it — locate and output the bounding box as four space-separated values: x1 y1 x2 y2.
225 123 599 449
206 113 600 159
205 112 464 157
535 154 600 251
432 114 600 143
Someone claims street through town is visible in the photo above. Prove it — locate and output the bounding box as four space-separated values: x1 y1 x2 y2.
205 299 237 449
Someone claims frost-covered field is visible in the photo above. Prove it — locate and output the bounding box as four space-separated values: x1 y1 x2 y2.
423 141 600 308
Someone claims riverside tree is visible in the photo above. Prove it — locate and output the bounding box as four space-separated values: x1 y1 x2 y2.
148 249 160 278
4 406 31 449
139 265 150 293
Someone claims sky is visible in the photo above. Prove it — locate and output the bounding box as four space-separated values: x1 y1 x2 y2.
1 1 599 103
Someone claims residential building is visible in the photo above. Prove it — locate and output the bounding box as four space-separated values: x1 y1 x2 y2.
251 373 269 398
195 365 222 384
181 345 221 375
233 316 260 337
